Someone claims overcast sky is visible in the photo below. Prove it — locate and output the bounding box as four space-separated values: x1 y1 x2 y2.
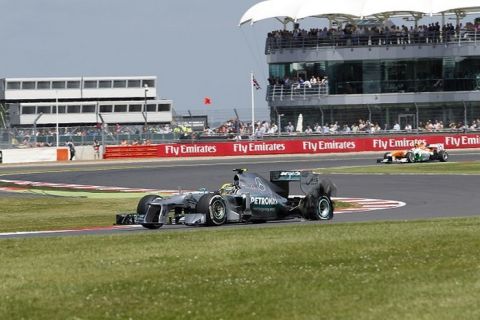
0 0 278 124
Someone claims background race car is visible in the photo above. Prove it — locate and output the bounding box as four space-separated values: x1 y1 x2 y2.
116 169 336 229
377 143 449 163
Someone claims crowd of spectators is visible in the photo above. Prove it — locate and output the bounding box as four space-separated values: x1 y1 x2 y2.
268 75 329 93
203 117 480 139
294 118 480 135
6 123 175 148
4 117 480 148
267 19 480 50
201 118 279 140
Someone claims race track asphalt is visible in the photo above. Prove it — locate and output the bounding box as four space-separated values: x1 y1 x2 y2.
1 150 480 238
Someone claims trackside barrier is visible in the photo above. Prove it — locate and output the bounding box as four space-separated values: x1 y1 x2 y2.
57 148 69 161
103 133 480 159
0 147 69 164
103 146 159 159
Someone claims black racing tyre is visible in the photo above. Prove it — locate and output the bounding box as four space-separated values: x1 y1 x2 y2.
141 205 163 229
196 193 227 226
137 195 162 215
141 223 162 230
310 195 334 220
250 220 267 224
383 152 390 159
406 151 415 163
137 195 163 229
438 150 448 162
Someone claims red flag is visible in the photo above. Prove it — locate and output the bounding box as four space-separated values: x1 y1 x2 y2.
203 97 212 105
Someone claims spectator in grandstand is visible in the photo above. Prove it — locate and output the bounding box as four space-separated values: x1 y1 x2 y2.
302 77 312 88
405 123 413 132
371 123 382 133
425 121 434 131
256 123 267 139
261 120 270 133
268 123 278 134
305 126 313 134
393 122 401 131
470 119 479 130
329 121 339 134
203 126 214 136
321 76 328 86
285 122 294 133
433 120 444 131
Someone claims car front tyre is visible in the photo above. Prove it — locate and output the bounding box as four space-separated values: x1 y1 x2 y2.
406 151 415 163
137 195 163 229
196 193 227 226
137 195 161 215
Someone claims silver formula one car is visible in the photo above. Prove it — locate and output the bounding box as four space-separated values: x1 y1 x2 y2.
377 143 449 164
116 169 336 229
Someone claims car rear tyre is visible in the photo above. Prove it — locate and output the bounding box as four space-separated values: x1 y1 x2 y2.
438 150 448 162
406 151 415 163
310 196 334 220
196 193 227 226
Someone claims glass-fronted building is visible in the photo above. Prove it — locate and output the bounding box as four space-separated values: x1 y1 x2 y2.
266 37 480 130
241 1 480 132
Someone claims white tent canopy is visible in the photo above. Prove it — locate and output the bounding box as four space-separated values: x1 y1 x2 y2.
239 0 480 25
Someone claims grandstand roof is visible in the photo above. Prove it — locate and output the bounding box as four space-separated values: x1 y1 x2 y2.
240 0 480 25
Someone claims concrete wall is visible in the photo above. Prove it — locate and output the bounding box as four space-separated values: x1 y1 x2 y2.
73 145 103 161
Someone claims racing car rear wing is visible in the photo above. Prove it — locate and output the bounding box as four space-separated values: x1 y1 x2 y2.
268 171 301 198
270 171 302 182
270 170 335 198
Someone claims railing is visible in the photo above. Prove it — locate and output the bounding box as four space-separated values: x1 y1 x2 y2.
266 30 480 54
268 83 329 101
0 125 186 149
3 127 480 150
267 77 480 101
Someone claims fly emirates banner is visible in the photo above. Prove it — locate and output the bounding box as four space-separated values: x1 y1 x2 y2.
150 134 480 157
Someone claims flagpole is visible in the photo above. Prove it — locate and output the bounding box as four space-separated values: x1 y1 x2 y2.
250 72 255 137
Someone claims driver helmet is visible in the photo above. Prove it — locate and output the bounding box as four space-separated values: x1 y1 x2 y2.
220 183 236 194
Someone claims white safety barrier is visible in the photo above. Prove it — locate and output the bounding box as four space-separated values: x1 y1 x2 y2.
0 147 68 164
0 145 103 164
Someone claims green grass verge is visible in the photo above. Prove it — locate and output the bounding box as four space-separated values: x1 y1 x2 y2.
0 197 139 232
1 217 480 319
315 161 480 175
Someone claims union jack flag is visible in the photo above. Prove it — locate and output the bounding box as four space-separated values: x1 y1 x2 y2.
252 76 261 90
